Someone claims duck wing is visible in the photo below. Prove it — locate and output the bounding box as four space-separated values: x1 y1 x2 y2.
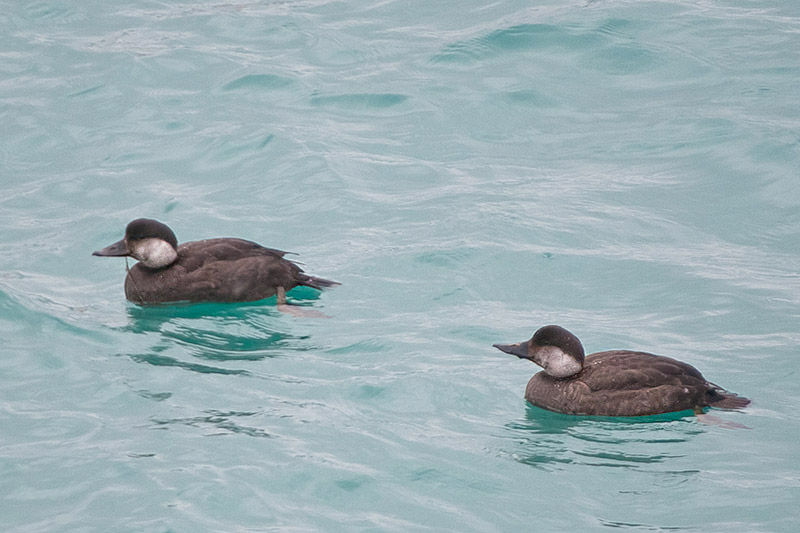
177 238 293 272
581 351 706 391
180 254 305 302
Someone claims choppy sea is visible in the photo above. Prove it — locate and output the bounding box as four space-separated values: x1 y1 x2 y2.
2 0 799 531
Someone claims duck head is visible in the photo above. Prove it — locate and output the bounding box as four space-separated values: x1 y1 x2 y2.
93 218 179 269
494 324 585 378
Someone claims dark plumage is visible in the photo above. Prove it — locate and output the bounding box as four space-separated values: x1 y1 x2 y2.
494 325 750 417
93 218 339 305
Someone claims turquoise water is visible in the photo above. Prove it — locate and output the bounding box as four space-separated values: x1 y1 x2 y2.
2 0 799 530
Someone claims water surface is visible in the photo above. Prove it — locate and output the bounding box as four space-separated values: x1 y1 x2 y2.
2 0 799 531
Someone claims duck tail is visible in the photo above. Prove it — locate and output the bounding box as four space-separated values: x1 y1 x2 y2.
708 385 751 410
299 274 341 290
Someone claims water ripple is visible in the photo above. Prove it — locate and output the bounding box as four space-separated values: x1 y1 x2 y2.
310 92 410 111
432 23 603 63
149 410 275 438
222 73 295 91
126 352 253 376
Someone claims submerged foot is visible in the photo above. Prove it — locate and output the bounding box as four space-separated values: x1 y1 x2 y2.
696 413 750 430
275 286 330 318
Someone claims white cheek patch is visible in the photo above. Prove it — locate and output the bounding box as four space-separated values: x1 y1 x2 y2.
537 345 582 378
132 238 178 268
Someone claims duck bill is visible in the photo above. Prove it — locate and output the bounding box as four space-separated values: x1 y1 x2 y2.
92 239 129 257
492 340 531 360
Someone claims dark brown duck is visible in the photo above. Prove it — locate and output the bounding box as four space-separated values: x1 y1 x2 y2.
93 218 339 305
494 325 750 416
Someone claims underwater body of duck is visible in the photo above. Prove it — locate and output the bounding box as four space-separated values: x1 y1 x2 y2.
93 218 339 305
494 325 750 417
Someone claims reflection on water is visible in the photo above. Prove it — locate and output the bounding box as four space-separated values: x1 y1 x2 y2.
127 352 253 376
598 518 692 530
118 296 319 375
132 389 172 402
148 409 275 438
504 404 704 471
